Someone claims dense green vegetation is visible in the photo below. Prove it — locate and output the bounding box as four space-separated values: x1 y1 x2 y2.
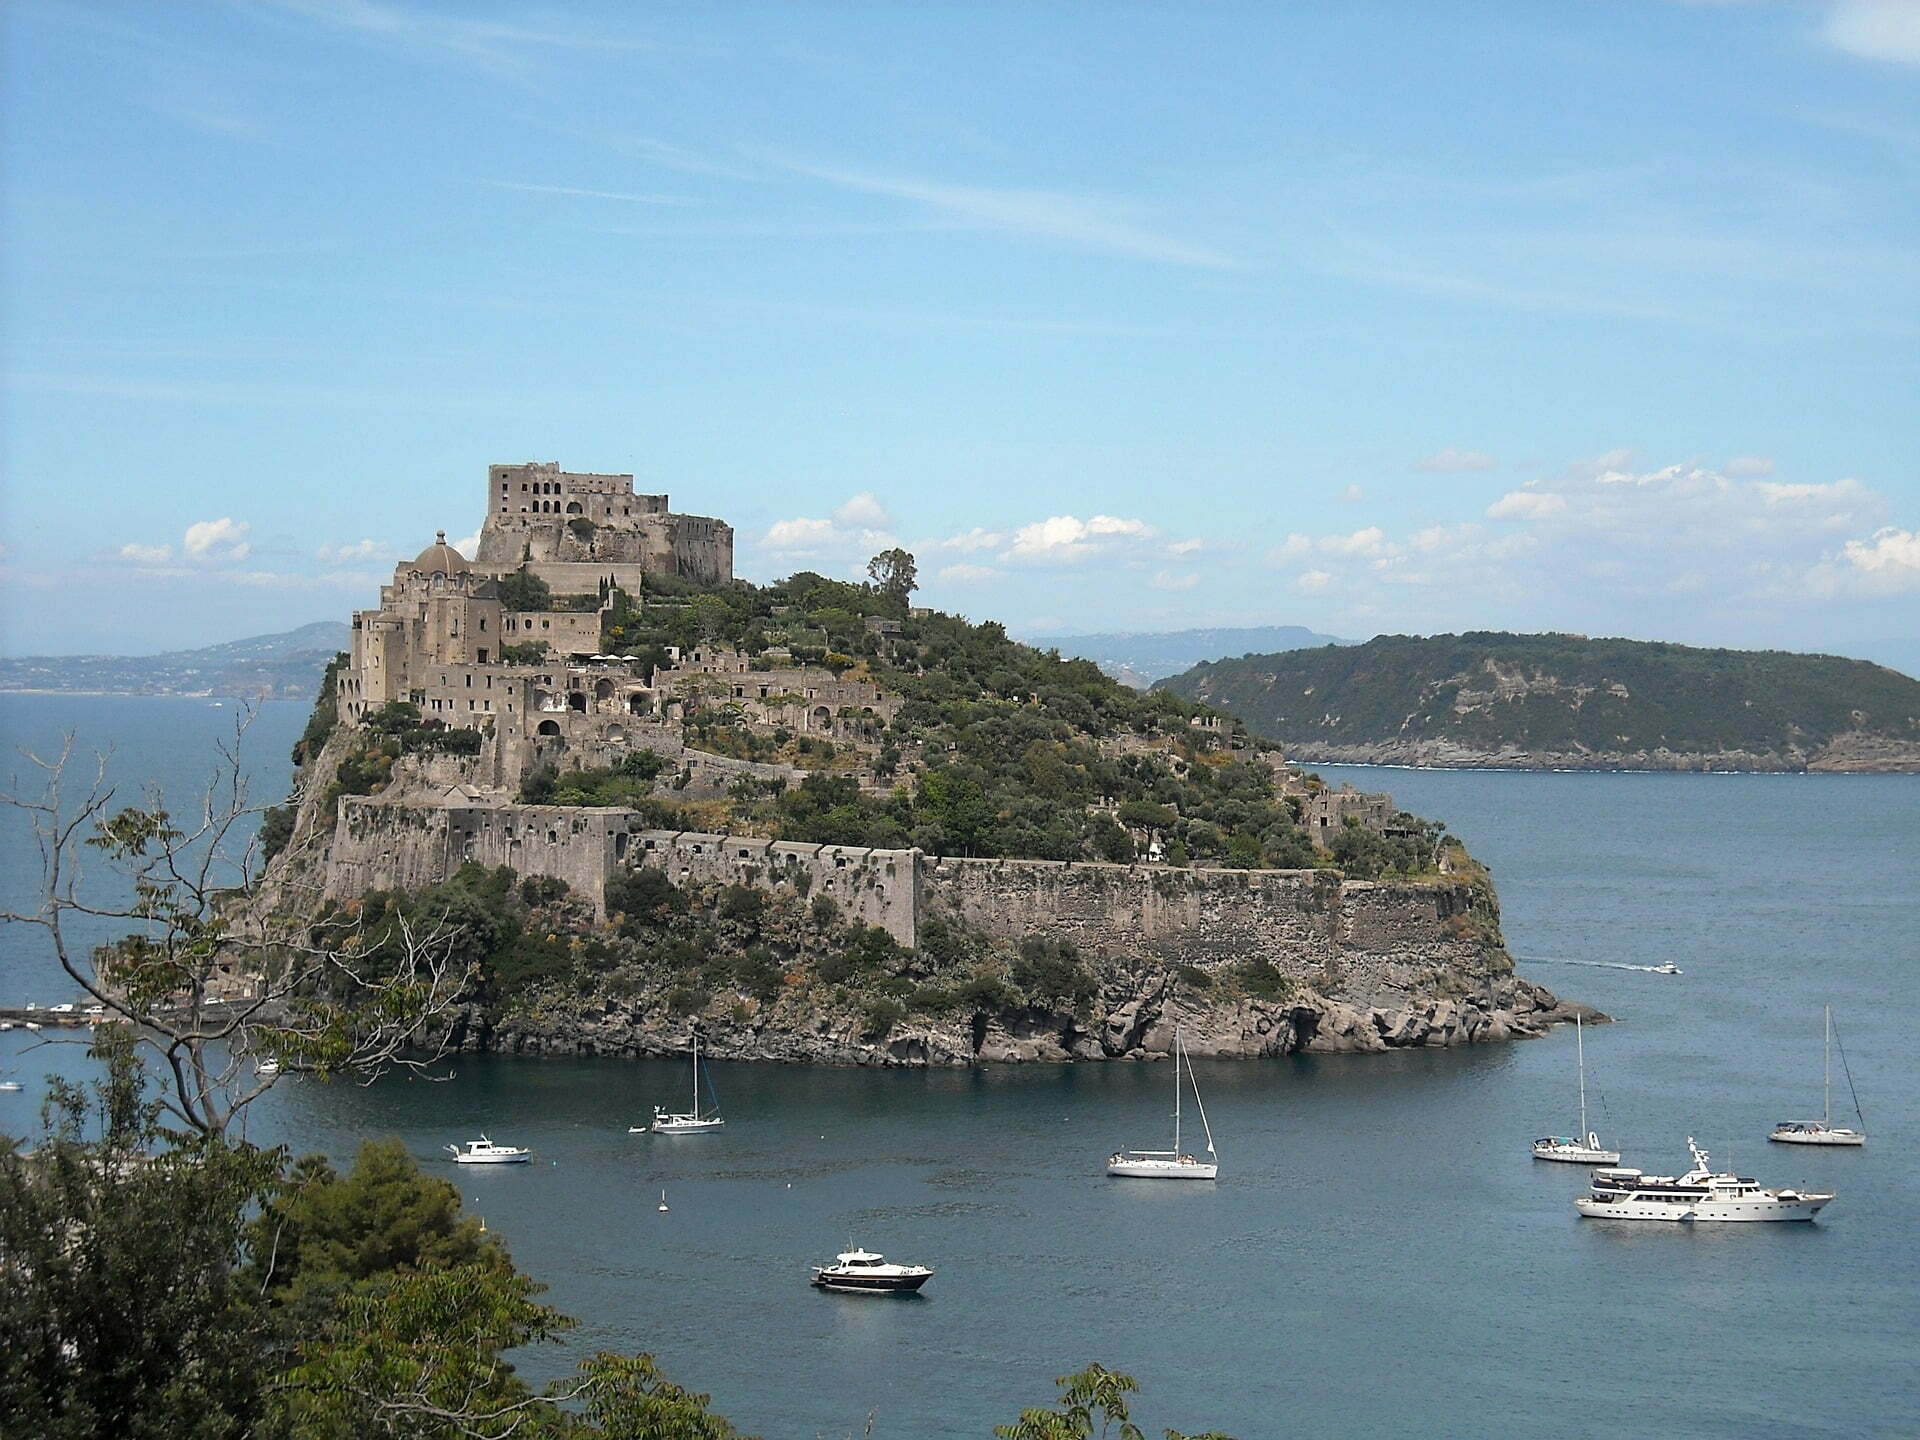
1161 631 1920 761
0 1038 1234 1437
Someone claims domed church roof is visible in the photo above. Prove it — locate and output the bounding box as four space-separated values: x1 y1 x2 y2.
412 531 470 574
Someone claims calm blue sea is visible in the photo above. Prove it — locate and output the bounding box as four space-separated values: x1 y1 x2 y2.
2 696 1916 1438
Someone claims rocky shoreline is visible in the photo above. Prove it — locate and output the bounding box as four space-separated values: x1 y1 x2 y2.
1281 731 1920 774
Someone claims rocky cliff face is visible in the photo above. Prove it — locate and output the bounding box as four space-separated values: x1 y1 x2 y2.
1276 733 1920 772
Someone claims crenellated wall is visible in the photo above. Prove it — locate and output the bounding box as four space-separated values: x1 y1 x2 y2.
324 801 1499 1000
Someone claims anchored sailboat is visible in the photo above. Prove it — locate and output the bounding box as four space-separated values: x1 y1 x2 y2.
1107 1027 1218 1179
1770 1007 1866 1146
643 1033 725 1134
1533 1014 1619 1164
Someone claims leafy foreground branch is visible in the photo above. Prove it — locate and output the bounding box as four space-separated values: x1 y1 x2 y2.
1 1040 1236 1439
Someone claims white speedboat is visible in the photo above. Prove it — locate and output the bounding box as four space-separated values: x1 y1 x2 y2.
446 1135 531 1165
0 1079 22 1093
1649 962 1681 975
1575 1138 1833 1222
1108 1026 1218 1180
1533 1014 1619 1164
810 1247 933 1294
643 1033 724 1134
1771 1007 1865 1147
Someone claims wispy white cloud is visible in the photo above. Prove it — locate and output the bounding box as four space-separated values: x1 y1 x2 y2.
478 180 696 207
1824 0 1920 67
1151 569 1199 591
1724 455 1775 478
780 161 1243 270
1486 489 1569 520
317 538 394 564
1005 514 1157 564
1415 447 1496 473
119 542 173 565
936 562 1000 585
183 517 252 563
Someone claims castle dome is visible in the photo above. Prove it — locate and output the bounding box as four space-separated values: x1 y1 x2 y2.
412 531 470 575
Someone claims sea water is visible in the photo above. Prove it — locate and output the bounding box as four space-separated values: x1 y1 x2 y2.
1 695 1915 1438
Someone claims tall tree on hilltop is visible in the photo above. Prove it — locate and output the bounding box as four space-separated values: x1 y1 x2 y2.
867 547 918 605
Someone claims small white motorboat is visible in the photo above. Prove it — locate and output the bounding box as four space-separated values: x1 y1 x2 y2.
1108 1026 1218 1180
0 1080 22 1093
1649 962 1681 975
446 1135 531 1165
810 1246 933 1294
1533 1015 1620 1165
1770 1007 1866 1147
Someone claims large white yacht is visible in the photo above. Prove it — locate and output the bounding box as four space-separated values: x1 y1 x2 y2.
446 1135 531 1165
1575 1138 1834 1222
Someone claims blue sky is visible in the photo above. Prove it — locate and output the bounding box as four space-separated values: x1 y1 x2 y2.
2 1 1916 667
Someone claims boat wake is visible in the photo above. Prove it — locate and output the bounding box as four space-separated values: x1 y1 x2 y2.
1521 956 1682 975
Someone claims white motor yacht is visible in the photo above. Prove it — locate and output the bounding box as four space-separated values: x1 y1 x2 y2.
446 1135 531 1165
642 1033 724 1133
1770 1007 1866 1147
1533 1014 1620 1164
809 1247 933 1294
1575 1138 1833 1222
1108 1026 1218 1180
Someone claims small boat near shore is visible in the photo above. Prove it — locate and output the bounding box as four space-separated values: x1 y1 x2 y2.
1108 1026 1218 1180
1575 1138 1833 1222
1533 1014 1619 1165
809 1246 933 1294
446 1135 531 1165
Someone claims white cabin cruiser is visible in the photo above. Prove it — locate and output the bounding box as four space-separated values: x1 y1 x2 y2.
1770 1007 1866 1147
1533 1014 1619 1165
446 1135 531 1165
1108 1026 1218 1180
1575 1138 1833 1222
809 1247 933 1294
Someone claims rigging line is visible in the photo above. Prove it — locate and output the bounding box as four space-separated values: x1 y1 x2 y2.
1832 1021 1865 1125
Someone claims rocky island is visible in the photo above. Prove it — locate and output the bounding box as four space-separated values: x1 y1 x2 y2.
257 462 1579 1066
1159 631 1920 773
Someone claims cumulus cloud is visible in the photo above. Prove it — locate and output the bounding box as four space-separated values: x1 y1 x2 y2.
1318 527 1392 558
1486 489 1569 520
182 517 252 562
449 531 481 560
1836 527 1920 592
1724 455 1775 478
1150 569 1199 591
119 542 173 565
1296 569 1333 592
1415 447 1496 473
1005 513 1156 564
760 495 898 557
317 538 393 564
1825 0 1920 67
936 562 1000 584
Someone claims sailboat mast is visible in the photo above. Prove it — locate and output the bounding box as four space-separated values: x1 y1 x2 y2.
1576 1013 1588 1137
1172 1028 1183 1154
1823 1006 1832 1127
692 1033 700 1117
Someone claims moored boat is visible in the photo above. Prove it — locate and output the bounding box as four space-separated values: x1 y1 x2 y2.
1533 1015 1619 1164
640 1033 724 1134
446 1135 531 1165
1107 1026 1218 1180
1770 1007 1866 1147
1575 1138 1833 1222
809 1247 933 1294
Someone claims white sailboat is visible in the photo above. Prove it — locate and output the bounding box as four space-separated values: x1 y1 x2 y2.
1533 1014 1619 1164
1107 1027 1218 1179
644 1033 724 1134
1770 1006 1866 1146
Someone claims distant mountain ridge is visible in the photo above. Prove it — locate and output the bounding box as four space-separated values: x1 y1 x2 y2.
1157 631 1920 773
1024 624 1350 688
0 621 349 699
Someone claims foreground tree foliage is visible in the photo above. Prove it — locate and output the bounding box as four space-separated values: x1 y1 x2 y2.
2 1042 1233 1439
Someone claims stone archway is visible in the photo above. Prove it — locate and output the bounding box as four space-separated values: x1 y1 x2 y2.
594 678 615 703
536 719 561 736
811 705 832 732
568 692 587 713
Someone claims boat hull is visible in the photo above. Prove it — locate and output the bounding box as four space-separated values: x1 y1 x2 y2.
452 1152 530 1165
652 1117 724 1133
1575 1195 1831 1222
1107 1158 1218 1179
1533 1145 1621 1165
1769 1127 1864 1146
810 1271 932 1294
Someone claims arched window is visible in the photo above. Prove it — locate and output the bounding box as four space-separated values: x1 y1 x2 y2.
536 719 560 736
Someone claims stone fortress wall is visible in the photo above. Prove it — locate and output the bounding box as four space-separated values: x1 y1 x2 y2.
474 461 733 590
326 801 1488 1005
